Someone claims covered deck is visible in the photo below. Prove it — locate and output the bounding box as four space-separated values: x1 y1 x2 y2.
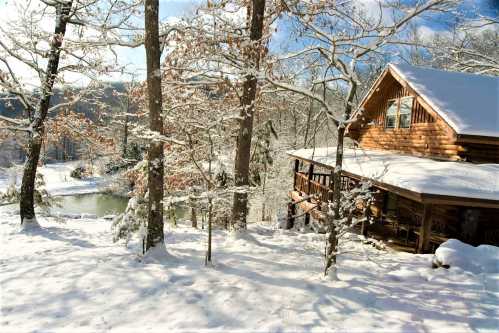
287 147 499 253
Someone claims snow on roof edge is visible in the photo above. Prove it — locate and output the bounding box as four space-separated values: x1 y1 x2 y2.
389 63 458 134
388 63 499 138
287 147 499 202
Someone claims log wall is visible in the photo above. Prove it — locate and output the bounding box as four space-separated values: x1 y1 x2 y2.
349 74 463 160
349 69 499 163
458 142 499 163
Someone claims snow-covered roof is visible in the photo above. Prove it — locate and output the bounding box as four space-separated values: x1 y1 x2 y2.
288 147 499 202
389 63 499 137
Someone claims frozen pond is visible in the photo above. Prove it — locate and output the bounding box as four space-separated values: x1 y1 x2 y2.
2 193 190 220
50 193 129 217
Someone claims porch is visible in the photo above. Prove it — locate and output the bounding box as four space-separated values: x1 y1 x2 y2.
287 163 434 253
286 147 499 253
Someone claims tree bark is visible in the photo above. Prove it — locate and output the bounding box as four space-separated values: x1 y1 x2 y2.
20 1 73 226
144 0 165 252
123 113 129 158
190 197 198 228
324 80 357 276
231 0 266 231
205 196 213 265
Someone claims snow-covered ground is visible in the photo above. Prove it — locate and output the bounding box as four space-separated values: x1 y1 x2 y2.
0 162 113 196
1 208 498 332
1 162 498 332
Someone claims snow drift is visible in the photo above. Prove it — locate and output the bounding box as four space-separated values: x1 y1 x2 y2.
434 239 499 274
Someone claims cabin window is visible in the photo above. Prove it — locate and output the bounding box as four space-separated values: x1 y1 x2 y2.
399 97 413 128
384 97 414 129
384 100 398 128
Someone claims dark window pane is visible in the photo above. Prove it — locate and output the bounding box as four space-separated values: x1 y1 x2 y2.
385 115 396 128
400 114 411 128
386 100 397 115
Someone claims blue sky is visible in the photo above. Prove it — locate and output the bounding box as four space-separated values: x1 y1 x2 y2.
0 0 496 83
119 0 497 80
118 0 201 79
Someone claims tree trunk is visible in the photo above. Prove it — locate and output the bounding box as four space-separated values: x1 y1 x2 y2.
324 80 357 276
303 90 314 148
191 196 198 228
20 1 73 226
231 0 266 231
261 163 267 221
123 113 129 158
205 196 213 265
144 0 165 252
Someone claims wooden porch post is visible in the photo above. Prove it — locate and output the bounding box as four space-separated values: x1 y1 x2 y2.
328 170 334 202
286 202 296 229
307 163 314 196
417 204 433 254
361 219 369 237
305 163 314 225
293 159 299 190
287 159 300 229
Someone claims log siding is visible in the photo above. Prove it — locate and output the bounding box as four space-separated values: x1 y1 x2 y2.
349 73 462 159
349 69 499 163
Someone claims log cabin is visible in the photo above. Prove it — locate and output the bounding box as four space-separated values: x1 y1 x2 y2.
287 63 499 253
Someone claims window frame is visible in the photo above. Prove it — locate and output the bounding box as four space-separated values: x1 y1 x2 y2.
398 96 413 129
384 98 399 129
384 96 414 129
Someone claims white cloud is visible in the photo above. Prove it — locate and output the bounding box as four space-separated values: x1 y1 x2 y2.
417 25 438 42
354 0 394 25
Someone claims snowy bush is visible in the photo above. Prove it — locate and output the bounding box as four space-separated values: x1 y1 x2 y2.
111 194 148 245
70 166 86 179
104 158 138 175
433 239 499 274
111 160 150 246
0 173 58 212
0 184 20 205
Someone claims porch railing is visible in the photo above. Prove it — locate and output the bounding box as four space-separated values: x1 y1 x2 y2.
294 171 358 204
294 172 332 203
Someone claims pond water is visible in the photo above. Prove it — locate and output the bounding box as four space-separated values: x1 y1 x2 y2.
50 193 129 217
49 193 190 220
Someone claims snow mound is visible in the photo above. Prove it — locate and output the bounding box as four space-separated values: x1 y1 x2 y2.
141 243 175 264
434 239 499 274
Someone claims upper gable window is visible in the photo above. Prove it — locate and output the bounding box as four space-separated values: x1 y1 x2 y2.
385 100 398 128
384 97 414 129
399 97 413 128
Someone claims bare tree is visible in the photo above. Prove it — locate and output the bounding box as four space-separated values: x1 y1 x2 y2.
267 0 456 277
143 0 165 253
19 1 74 227
429 16 498 75
0 0 139 229
231 0 267 231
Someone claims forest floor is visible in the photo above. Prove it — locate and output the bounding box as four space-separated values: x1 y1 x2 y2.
1 163 498 332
